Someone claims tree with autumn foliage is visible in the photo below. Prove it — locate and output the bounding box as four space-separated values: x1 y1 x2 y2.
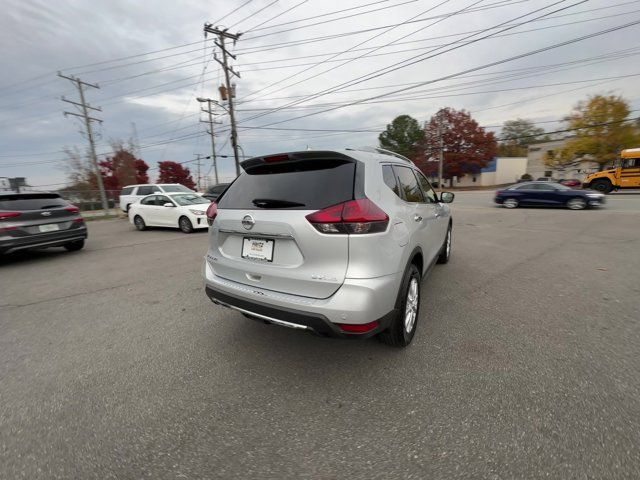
415 108 497 186
98 142 149 192
157 161 196 190
549 95 640 171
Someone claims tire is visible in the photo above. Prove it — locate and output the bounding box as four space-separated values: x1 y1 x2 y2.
437 224 452 264
590 179 612 194
566 197 587 210
125 204 131 213
179 216 194 233
379 264 421 347
63 239 84 252
133 215 146 231
503 198 519 209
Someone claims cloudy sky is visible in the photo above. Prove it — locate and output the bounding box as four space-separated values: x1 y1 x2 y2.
1 0 639 189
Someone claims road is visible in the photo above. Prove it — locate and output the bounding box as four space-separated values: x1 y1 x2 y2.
1 193 639 479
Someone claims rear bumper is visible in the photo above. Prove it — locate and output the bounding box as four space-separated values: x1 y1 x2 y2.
0 227 87 254
203 259 401 338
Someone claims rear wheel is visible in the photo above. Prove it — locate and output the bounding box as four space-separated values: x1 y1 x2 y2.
133 215 146 231
503 198 519 209
63 240 84 252
379 264 421 347
179 216 193 233
566 197 587 210
590 179 612 193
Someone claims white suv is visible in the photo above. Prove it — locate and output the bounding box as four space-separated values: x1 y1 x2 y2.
119 184 195 213
203 149 454 347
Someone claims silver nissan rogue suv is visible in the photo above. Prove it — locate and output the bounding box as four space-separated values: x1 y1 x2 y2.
203 148 454 347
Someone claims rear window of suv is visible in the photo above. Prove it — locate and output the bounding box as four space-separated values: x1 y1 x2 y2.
0 194 67 210
218 159 355 210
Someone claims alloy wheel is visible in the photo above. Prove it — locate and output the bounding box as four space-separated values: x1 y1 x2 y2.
404 278 419 334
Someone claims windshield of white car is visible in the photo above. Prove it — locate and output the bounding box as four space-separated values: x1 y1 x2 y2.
170 194 210 206
161 185 193 193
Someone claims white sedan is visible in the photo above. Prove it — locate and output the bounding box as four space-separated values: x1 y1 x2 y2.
129 192 212 233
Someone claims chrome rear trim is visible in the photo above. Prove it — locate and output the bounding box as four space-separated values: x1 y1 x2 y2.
213 299 310 330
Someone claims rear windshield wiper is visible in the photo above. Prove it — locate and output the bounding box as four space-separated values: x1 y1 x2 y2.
251 198 305 208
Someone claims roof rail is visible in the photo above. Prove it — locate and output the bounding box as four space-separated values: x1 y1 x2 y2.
346 146 412 162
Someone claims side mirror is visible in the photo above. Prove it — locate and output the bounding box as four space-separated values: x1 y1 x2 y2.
440 192 455 203
163 202 175 208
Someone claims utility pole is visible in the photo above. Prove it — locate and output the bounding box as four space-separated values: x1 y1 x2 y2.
197 98 222 184
195 154 202 191
204 24 242 177
58 72 109 215
437 109 445 192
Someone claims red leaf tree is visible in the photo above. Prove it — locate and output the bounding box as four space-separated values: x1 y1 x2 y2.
97 145 149 192
415 108 497 186
157 161 196 190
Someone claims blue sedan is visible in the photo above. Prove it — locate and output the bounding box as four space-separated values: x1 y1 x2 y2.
495 182 605 210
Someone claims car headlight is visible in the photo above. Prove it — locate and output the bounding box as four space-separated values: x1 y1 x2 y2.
189 209 206 215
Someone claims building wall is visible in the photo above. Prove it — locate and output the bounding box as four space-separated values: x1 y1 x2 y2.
453 157 526 187
527 139 568 178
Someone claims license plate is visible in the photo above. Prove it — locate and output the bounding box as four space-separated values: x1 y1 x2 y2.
242 237 274 262
39 224 60 233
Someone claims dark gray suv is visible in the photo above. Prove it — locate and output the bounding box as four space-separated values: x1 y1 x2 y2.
0 193 87 254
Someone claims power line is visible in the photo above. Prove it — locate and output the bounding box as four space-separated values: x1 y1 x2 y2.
240 0 457 102
243 0 310 33
228 0 280 29
242 18 640 129
239 0 587 124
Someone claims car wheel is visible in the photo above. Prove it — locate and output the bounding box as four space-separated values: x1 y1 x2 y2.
590 179 612 193
126 204 131 213
134 215 146 231
566 197 587 210
379 263 421 347
503 198 519 209
63 240 85 252
437 224 452 264
179 216 194 233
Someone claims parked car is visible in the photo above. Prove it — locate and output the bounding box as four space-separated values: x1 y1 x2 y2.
202 183 230 202
128 192 211 233
0 192 87 254
119 184 196 213
203 148 455 347
559 179 582 188
536 177 555 182
495 181 605 209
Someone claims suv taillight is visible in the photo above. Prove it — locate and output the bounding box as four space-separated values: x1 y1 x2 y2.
65 206 80 213
206 202 218 226
0 211 21 220
306 198 389 234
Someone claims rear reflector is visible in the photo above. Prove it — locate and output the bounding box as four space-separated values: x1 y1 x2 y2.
73 217 85 223
206 202 218 226
0 211 21 220
306 198 388 234
337 321 379 334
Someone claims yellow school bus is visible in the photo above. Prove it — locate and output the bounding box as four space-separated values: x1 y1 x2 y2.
583 148 640 193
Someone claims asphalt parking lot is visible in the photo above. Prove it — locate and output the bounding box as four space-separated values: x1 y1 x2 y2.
1 192 639 479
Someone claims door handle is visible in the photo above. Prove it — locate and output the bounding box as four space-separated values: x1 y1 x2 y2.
414 214 423 222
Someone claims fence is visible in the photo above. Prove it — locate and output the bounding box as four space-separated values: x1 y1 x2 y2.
57 190 121 213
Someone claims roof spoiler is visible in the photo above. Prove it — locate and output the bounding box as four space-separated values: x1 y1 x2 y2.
240 150 355 172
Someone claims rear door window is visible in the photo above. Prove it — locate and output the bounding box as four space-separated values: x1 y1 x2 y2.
218 159 355 210
0 194 67 210
393 166 424 203
137 186 155 196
